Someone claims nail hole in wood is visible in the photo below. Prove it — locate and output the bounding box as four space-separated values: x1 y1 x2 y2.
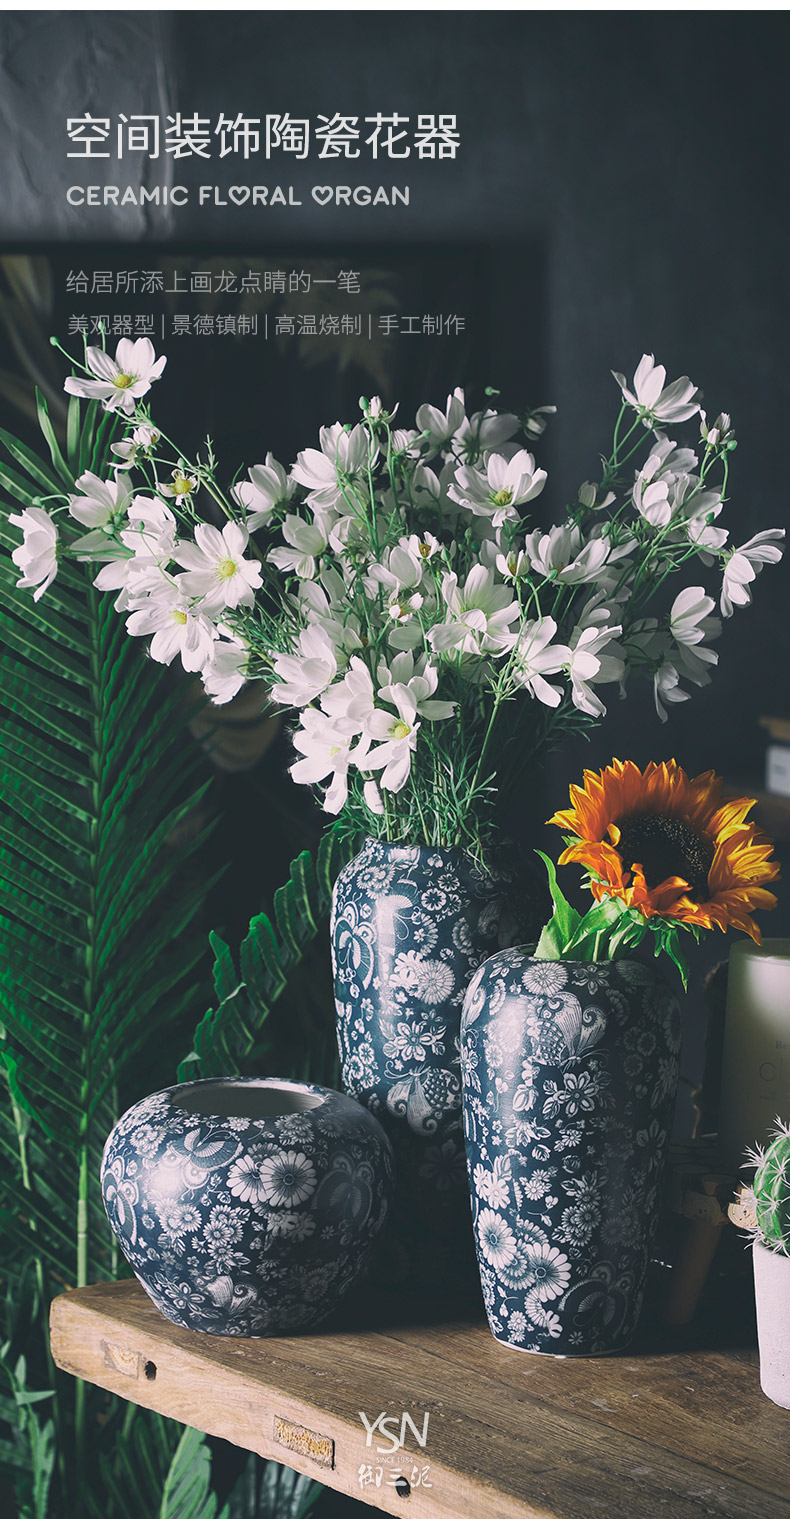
144 1360 157 1381
395 1476 410 1498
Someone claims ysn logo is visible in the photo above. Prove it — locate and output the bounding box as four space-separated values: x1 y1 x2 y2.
358 1411 430 1454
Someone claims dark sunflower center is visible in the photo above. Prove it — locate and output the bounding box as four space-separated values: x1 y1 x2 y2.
615 811 714 897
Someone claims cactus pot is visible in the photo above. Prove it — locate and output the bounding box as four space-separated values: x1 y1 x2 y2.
461 950 681 1355
753 1239 790 1408
331 838 519 1293
101 1078 394 1337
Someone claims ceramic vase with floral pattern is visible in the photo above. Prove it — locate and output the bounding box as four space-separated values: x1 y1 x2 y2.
101 1077 394 1337
331 838 521 1293
461 951 681 1354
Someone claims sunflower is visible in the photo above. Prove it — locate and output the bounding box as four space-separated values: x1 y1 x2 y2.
547 759 779 942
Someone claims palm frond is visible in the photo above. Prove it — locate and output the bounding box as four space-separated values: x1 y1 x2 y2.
178 827 352 1083
0 395 219 1515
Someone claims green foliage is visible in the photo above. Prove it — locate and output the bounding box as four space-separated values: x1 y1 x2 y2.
179 828 353 1084
0 393 217 1517
532 849 694 987
159 1426 230 1519
226 1457 322 1519
0 382 339 1519
753 1127 790 1254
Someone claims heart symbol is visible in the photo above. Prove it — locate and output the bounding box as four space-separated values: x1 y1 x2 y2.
229 186 250 205
312 186 333 207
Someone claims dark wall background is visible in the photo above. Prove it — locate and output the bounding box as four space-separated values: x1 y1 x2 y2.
1 9 788 1119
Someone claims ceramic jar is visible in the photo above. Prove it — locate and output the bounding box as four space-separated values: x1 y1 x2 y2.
331 838 518 1292
461 951 681 1354
101 1077 394 1336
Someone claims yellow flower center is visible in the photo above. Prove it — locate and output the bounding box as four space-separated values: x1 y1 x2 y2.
614 812 714 897
418 541 432 557
218 558 237 580
391 720 411 740
112 372 136 389
491 487 513 507
172 610 188 625
172 474 193 496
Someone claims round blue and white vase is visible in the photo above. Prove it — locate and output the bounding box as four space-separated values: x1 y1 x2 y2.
101 1077 394 1337
461 952 681 1355
331 839 522 1293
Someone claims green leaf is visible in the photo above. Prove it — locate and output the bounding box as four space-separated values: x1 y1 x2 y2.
0 427 64 499
159 1426 227 1519
179 825 351 1082
35 388 73 487
532 849 581 960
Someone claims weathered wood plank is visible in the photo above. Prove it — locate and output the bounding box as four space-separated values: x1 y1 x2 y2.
49 1280 790 1519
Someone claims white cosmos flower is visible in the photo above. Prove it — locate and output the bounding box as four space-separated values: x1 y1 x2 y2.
64 337 166 416
270 625 339 708
496 545 529 581
578 480 616 512
699 410 734 449
9 507 58 601
653 659 690 722
290 709 368 814
363 779 385 815
612 354 700 425
522 404 558 440
720 530 785 617
160 462 198 500
454 408 520 461
670 587 719 647
175 522 262 614
269 510 332 579
429 565 519 657
125 581 216 672
366 543 423 596
407 530 441 563
524 523 610 584
449 449 547 526
68 470 133 535
366 542 426 624
415 388 466 456
201 635 249 705
686 514 729 555
290 422 372 509
232 454 295 530
376 651 456 722
320 656 376 729
391 427 424 459
511 618 570 707
111 422 161 469
364 687 421 793
365 395 398 422
93 499 179 609
567 620 625 718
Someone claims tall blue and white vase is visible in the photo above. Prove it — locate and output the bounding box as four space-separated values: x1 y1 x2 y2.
331 839 520 1293
461 951 681 1354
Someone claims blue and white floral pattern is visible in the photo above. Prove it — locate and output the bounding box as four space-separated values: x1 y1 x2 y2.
461 952 680 1355
101 1079 394 1337
332 839 520 1290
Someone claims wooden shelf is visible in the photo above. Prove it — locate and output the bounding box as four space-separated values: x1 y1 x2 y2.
50 1280 790 1519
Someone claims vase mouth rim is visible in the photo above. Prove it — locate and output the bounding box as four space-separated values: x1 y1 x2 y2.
170 1078 327 1120
360 835 478 857
731 937 790 964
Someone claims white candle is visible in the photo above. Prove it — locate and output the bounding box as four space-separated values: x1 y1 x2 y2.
718 939 790 1175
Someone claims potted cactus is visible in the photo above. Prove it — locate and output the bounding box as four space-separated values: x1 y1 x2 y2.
742 1123 790 1408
